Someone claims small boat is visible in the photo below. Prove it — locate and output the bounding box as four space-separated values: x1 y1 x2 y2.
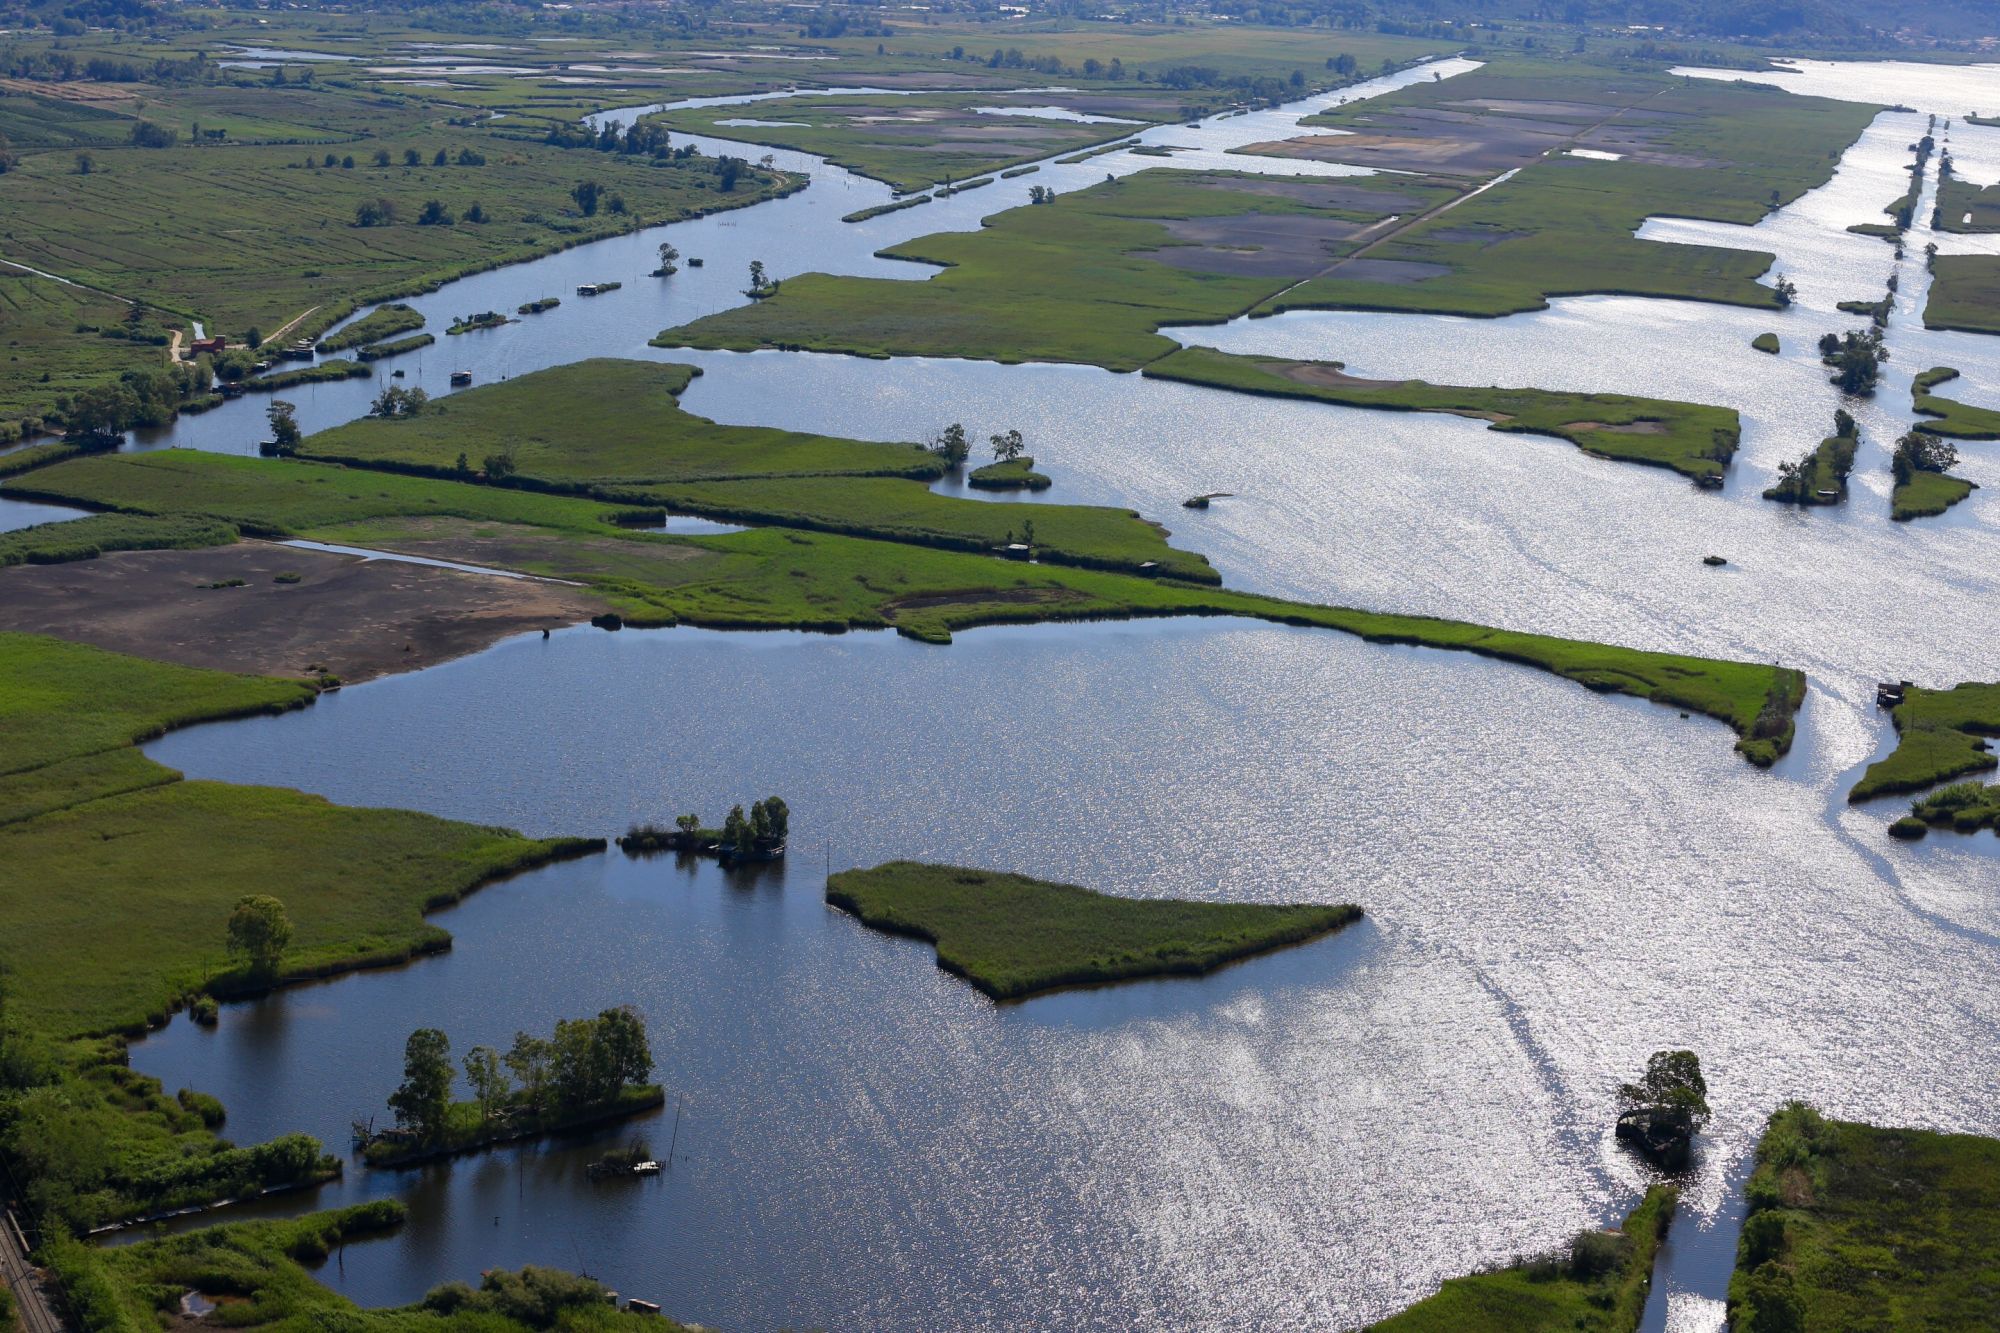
633 1160 661 1174
449 370 473 386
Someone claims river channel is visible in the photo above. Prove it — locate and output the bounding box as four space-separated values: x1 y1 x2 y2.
58 55 2000 1332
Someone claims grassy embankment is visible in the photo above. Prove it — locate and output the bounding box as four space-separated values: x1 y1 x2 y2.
317 304 425 355
356 334 436 363
1849 680 2000 802
825 861 1359 999
1149 347 1740 482
361 1085 665 1168
1368 1186 1676 1332
0 513 239 567
1727 1103 2000 1331
47 1201 699 1333
0 632 598 1230
0 72 796 435
1913 366 2000 439
5 442 1802 763
1261 62 1877 318
1892 468 1977 521
1899 780 2000 837
1923 255 2000 335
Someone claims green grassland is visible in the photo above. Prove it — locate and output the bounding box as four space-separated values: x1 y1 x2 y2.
1369 1186 1675 1332
1923 255 2000 335
1728 1103 2000 1332
1904 780 2000 837
1913 366 2000 438
968 457 1052 489
1850 680 2000 801
1891 468 1977 521
1150 347 1740 481
1264 63 1876 317
0 512 239 567
1934 173 2000 233
318 303 425 354
0 269 161 434
664 168 1457 369
824 860 1360 999
52 1201 699 1333
5 448 1803 763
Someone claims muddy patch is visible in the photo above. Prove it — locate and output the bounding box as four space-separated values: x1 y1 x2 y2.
1142 214 1371 277
0 541 601 682
1188 176 1424 213
1427 225 1530 246
1318 257 1453 285
1273 361 1407 390
886 587 1091 613
1565 419 1669 435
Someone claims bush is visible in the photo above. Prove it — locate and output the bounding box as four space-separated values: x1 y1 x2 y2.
176 1087 226 1128
1568 1227 1630 1279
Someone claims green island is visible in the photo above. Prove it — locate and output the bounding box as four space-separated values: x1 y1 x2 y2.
354 333 437 363
1913 367 2000 439
0 631 599 1231
824 861 1360 1000
1935 172 2000 234
1923 255 2000 335
44 1202 701 1333
1850 680 2000 802
1890 429 1977 521
1367 1186 1675 1332
1896 780 2000 839
2 367 1807 765
358 1011 663 1168
1752 332 1780 353
1727 1103 2000 1331
317 304 426 355
967 457 1053 490
1763 411 1857 505
1150 347 1740 482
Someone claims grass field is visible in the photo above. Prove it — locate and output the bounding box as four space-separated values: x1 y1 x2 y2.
1150 347 1741 482
1369 1186 1675 1332
56 1201 699 1333
663 168 1458 371
0 269 159 432
1891 468 1977 521
825 861 1359 999
1935 174 2000 233
1728 1103 2000 1332
0 512 239 567
1923 255 2000 335
1849 680 2000 801
1913 366 2000 439
1258 62 1875 318
4 446 1804 763
318 303 425 354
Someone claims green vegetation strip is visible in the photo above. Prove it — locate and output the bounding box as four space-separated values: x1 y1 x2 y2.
364 1085 664 1168
968 457 1052 490
317 303 424 354
355 333 437 363
1729 1104 2000 1332
1850 681 2000 802
1923 255 2000 336
1891 470 1977 522
1913 367 2000 439
1369 1186 1675 1332
1150 349 1739 482
1899 780 2000 838
825 861 1359 1000
49 1202 697 1333
0 513 238 567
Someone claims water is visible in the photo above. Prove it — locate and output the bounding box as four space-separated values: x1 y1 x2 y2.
63 54 2000 1331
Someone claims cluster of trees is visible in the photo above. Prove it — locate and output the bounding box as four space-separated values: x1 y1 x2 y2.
720 796 789 858
368 146 488 168
1892 430 1959 485
542 119 697 164
800 5 891 38
1026 185 1057 205
352 196 486 227
54 362 209 446
386 1007 655 1144
1614 1048 1710 1169
1 49 207 83
928 423 1028 466
568 179 628 217
126 120 175 149
369 386 430 419
1766 409 1856 503
263 401 302 457
1819 327 1887 395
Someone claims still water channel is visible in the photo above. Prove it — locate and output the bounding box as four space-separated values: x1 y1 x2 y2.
72 55 2000 1332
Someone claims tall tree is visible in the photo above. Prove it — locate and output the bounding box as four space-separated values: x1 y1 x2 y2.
225 895 293 978
388 1028 454 1141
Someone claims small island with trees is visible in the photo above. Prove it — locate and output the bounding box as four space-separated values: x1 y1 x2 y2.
618 796 789 863
824 861 1361 1000
357 1008 664 1168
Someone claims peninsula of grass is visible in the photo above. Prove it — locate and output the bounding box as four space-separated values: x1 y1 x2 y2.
355 333 436 362
1762 432 1855 505
1752 332 1780 354
53 1202 701 1333
842 195 934 224
1891 468 1976 521
1901 780 2000 837
968 457 1052 490
0 512 239 567
1849 680 2000 802
517 297 562 315
1935 174 2000 234
318 304 424 354
247 359 372 392
7 450 1806 765
1150 348 1740 482
825 861 1360 1000
1368 1186 1675 1332
1728 1103 2000 1332
361 1084 665 1168
446 311 513 335
1913 367 2000 439
1923 255 2000 336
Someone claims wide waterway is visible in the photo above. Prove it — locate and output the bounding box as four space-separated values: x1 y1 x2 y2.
68 56 2000 1333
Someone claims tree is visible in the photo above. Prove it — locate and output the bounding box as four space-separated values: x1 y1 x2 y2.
675 812 701 838
930 423 969 467
990 429 1025 462
1772 274 1797 306
244 326 262 349
463 1046 511 1123
593 1006 653 1089
1893 430 1957 484
748 259 768 291
265 400 301 456
388 1028 454 1141
505 1031 552 1111
483 449 518 480
74 152 94 175
717 156 743 191
417 199 454 226
433 147 449 166
760 796 789 843
1618 1049 1711 1137
464 202 486 224
355 198 396 227
373 148 392 167
403 148 422 167
571 180 602 216
0 133 16 174
342 156 355 169
654 242 679 276
128 121 176 149
225 895 292 977
1833 408 1855 438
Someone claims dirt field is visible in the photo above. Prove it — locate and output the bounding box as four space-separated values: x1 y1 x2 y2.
0 541 602 682
1145 213 1373 277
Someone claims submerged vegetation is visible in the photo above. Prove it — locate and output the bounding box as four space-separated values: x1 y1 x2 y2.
1728 1103 2000 1332
825 861 1360 1000
1369 1186 1676 1332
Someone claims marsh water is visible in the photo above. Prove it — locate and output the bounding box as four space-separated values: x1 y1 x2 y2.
96 57 2000 1332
